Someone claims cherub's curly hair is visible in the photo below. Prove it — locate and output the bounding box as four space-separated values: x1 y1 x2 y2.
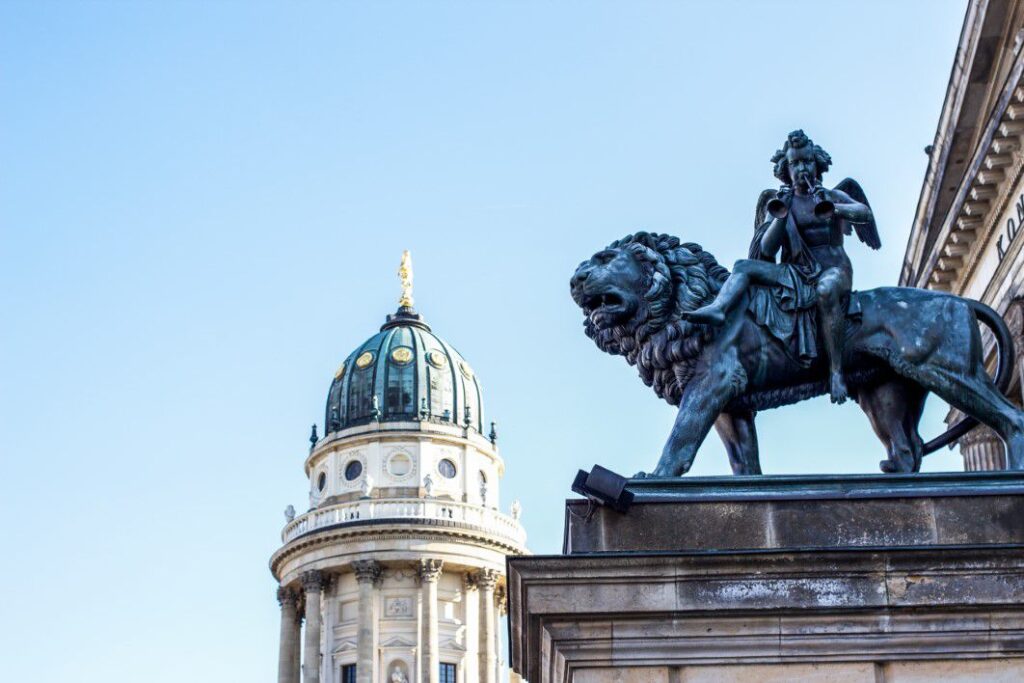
771 129 832 184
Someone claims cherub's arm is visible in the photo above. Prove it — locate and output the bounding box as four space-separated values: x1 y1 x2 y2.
829 188 872 223
760 216 788 258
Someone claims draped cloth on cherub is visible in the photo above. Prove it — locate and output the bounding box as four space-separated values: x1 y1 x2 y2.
747 209 821 367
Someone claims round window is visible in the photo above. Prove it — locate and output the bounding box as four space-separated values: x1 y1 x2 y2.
317 471 327 492
344 460 363 481
438 458 457 479
388 452 412 477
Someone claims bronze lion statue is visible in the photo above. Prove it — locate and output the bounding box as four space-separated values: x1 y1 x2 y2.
570 232 1024 476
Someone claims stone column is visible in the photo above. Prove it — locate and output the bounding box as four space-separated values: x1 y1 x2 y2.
418 559 443 683
462 574 480 683
495 583 508 675
277 587 302 683
960 424 1006 471
475 569 499 683
1008 298 1024 404
352 560 382 683
291 607 304 683
301 570 326 683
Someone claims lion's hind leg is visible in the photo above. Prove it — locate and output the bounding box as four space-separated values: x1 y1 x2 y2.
893 360 1024 470
866 295 1024 469
714 409 761 475
857 379 926 473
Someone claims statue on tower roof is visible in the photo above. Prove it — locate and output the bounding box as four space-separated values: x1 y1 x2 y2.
398 249 414 309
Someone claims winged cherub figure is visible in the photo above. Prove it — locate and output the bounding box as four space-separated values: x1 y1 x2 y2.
683 130 879 403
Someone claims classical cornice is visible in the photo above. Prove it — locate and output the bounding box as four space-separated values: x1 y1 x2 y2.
269 523 524 578
304 426 504 477
903 8 1024 292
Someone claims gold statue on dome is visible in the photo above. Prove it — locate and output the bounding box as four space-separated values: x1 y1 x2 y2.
398 250 414 308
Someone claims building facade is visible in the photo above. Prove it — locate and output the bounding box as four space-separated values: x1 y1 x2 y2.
270 254 527 683
901 0 1024 470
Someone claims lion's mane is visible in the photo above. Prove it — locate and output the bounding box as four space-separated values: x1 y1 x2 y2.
584 232 730 405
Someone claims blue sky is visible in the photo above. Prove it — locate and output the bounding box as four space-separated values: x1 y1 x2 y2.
1 1 969 680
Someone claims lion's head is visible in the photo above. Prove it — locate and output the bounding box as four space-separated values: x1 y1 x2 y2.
570 232 729 404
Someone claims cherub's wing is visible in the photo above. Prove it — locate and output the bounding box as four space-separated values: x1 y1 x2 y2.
834 177 881 249
749 188 777 261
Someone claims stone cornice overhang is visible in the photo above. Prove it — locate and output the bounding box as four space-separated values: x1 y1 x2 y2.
305 422 504 475
902 0 1024 291
270 517 526 578
902 0 990 286
508 546 1024 683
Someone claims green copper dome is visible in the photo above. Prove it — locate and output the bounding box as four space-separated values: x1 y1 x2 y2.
324 306 485 434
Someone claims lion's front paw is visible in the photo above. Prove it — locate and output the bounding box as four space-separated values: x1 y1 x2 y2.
829 372 849 404
632 470 651 479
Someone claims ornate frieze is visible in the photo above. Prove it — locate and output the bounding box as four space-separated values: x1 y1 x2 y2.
384 597 413 618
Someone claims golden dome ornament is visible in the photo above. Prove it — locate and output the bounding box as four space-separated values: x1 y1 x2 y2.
397 250 414 309
391 346 414 364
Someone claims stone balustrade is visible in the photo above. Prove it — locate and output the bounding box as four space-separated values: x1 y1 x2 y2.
281 498 526 547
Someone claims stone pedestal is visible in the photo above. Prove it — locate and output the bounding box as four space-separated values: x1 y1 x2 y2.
509 472 1024 683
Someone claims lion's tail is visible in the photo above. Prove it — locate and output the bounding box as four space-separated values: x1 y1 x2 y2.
923 299 1017 454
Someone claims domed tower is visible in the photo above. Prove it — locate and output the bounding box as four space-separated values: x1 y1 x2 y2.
270 252 527 683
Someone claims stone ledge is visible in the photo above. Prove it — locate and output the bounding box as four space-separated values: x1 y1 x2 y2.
509 547 1024 683
566 471 1024 553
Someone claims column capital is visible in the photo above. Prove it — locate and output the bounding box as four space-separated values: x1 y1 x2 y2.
417 558 444 583
301 569 327 593
473 568 499 590
353 560 383 586
277 586 300 607
464 572 480 590
960 423 1002 448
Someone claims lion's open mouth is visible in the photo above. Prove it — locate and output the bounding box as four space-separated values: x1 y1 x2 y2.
582 292 623 313
579 289 633 328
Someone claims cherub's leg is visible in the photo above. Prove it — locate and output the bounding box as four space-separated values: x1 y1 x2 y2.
683 260 783 326
816 267 852 403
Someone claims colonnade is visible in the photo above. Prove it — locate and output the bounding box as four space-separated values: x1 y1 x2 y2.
276 562 501 683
